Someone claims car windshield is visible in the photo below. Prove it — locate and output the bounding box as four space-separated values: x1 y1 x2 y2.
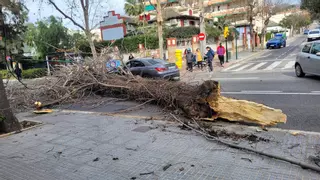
271 37 281 41
147 59 165 65
309 31 319 34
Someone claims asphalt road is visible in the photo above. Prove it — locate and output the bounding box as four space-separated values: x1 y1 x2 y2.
214 35 320 132
250 35 306 61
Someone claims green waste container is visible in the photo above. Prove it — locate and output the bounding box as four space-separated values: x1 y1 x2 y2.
227 51 231 60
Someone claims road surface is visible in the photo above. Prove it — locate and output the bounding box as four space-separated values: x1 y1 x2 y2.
214 35 320 132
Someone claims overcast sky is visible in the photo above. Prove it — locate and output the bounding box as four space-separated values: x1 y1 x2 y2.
25 0 125 29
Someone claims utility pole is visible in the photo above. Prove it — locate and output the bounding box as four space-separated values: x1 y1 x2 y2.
199 0 206 56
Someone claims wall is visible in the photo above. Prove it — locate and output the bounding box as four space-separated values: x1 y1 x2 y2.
102 27 125 41
100 11 126 41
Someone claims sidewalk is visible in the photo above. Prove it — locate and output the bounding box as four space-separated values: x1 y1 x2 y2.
0 101 319 179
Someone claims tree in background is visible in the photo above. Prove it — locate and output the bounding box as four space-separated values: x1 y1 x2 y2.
280 13 311 36
259 0 289 49
124 0 144 16
39 0 111 59
301 0 320 19
25 16 72 59
0 0 23 133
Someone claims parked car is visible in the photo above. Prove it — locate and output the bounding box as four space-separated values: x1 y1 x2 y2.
266 36 286 49
304 29 310 35
125 58 180 80
295 41 320 77
307 29 320 42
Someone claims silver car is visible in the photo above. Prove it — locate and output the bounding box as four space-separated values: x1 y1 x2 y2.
295 41 320 77
125 58 180 80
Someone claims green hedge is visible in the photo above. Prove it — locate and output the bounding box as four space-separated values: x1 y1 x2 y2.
0 70 11 79
22 68 47 79
0 68 46 79
94 35 159 53
166 27 200 39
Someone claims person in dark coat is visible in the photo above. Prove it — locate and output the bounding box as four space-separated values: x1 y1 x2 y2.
205 46 215 72
185 48 194 72
128 54 134 60
14 63 22 81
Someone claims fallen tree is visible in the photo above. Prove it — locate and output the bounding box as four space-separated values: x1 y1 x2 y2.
6 58 286 126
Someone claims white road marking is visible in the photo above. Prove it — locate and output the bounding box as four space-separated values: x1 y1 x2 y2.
282 61 295 69
232 63 254 71
221 91 320 95
212 77 260 81
264 61 282 70
248 62 267 71
222 63 243 71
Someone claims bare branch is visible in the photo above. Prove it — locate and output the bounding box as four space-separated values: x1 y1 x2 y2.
48 0 85 30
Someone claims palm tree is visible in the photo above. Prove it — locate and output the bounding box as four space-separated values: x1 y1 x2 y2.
124 0 144 16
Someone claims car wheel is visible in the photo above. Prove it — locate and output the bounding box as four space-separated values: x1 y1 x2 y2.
283 43 286 47
295 64 305 77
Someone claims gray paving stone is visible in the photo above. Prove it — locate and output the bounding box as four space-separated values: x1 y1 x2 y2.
1 112 320 180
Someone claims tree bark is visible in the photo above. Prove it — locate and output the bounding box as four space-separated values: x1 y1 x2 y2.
0 75 21 133
260 17 270 50
156 0 164 59
249 5 255 52
0 5 21 133
81 0 98 59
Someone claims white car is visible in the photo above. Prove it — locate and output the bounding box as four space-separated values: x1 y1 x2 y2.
295 41 320 77
307 29 320 42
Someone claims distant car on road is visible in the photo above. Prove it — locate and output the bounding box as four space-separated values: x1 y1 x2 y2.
125 58 180 80
304 29 310 35
307 29 320 42
295 41 320 77
266 36 286 49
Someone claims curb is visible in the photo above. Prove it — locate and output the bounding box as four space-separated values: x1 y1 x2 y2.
0 120 43 138
56 109 320 136
57 109 164 120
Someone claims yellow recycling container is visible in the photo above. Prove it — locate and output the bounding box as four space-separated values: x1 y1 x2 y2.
175 49 183 69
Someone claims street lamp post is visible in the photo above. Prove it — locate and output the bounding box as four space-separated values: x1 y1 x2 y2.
235 21 238 60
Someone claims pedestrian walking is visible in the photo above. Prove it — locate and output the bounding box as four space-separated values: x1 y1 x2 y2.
185 48 194 72
205 46 215 72
217 43 226 67
14 63 22 81
128 53 134 60
196 48 203 70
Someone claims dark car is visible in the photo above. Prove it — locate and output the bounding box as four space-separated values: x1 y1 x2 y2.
266 36 286 49
304 29 309 35
125 58 180 80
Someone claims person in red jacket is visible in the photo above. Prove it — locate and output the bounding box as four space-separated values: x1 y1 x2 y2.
217 43 226 67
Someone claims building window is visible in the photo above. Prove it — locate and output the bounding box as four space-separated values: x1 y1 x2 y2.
189 21 195 26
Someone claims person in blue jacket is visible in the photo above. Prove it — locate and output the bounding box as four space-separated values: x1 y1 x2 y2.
205 46 215 72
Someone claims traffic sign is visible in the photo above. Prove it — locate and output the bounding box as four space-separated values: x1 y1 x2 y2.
6 56 11 61
198 33 206 41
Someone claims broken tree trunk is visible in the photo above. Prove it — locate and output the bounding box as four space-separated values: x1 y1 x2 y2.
13 62 286 127
200 81 287 126
0 75 21 133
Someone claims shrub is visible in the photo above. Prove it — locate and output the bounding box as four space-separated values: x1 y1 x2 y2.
166 26 200 39
0 70 12 79
22 68 47 79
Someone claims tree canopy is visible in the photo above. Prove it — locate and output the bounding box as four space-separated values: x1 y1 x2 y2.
279 13 311 31
124 0 144 16
0 1 28 62
25 16 74 59
301 0 320 19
